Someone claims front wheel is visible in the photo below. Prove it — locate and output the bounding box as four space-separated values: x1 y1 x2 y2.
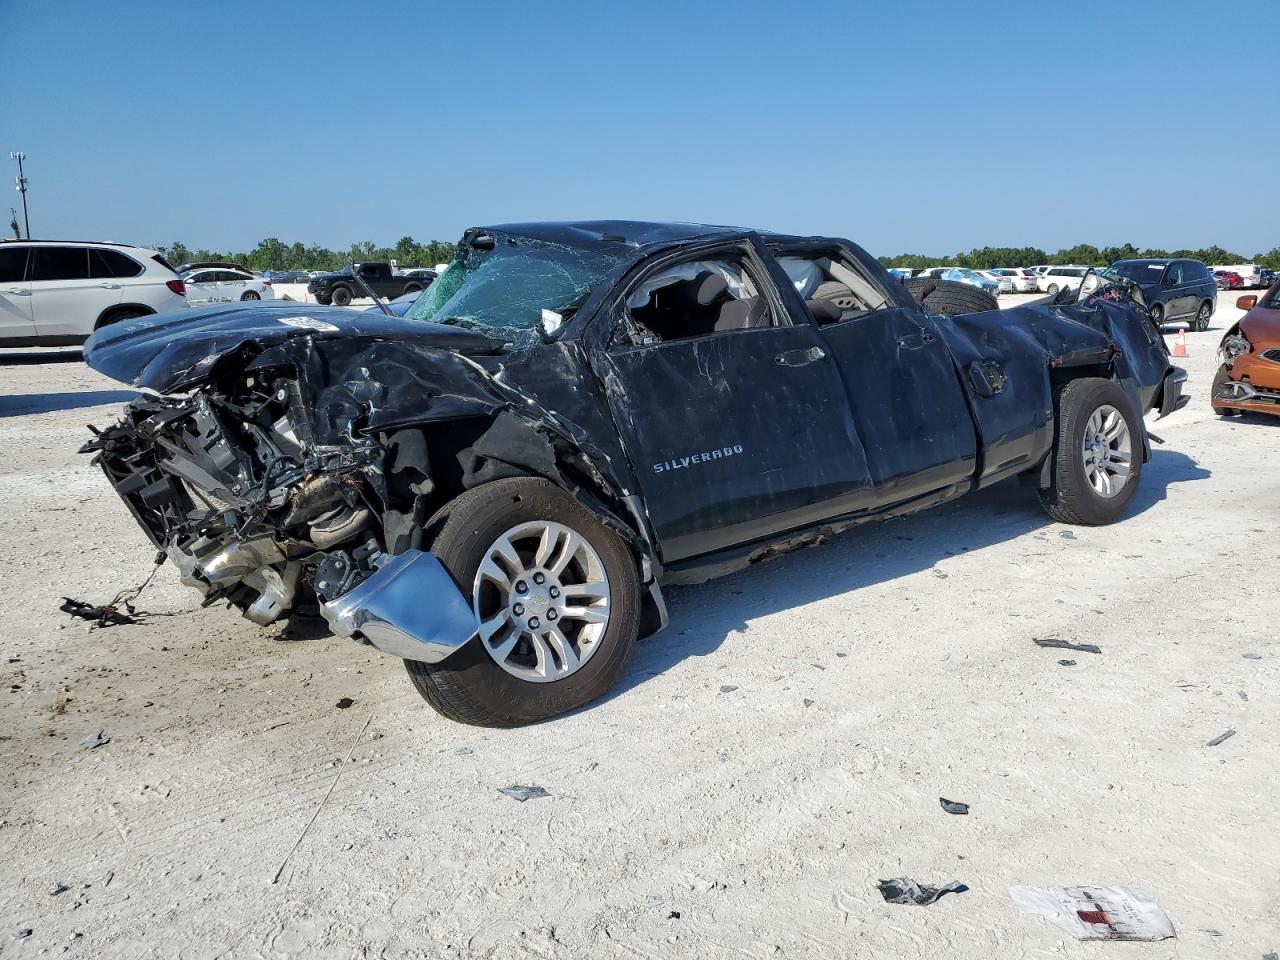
1038 378 1143 525
241 291 261 301
405 477 640 726
331 286 353 306
1046 283 1059 295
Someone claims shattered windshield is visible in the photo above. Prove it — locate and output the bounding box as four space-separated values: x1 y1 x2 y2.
407 237 624 346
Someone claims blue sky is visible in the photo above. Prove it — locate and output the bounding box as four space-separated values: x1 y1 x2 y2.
3 0 1277 257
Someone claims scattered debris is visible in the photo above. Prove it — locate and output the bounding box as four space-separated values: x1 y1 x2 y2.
102 871 114 888
667 911 681 920
498 785 550 802
1058 659 1077 667
13 929 32 942
60 597 137 628
934 570 949 579
1243 653 1263 660
719 685 738 694
272 712 374 885
1009 884 1176 941
49 883 69 897
1199 928 1222 937
836 652 847 658
1238 690 1248 701
1206 729 1236 747
335 697 355 709
1059 531 1076 540
876 878 967 906
1033 637 1101 655
803 698 815 708
939 798 969 815
79 727 108 750
454 747 473 756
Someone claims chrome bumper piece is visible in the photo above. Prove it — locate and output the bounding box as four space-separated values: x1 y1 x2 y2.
320 550 479 664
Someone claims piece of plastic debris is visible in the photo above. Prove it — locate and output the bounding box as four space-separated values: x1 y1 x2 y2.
1060 531 1076 540
454 747 473 756
1033 637 1101 655
1009 884 1175 941
335 697 354 709
719 685 738 694
1058 659 1076 667
498 785 549 802
1238 690 1248 701
1243 652 1262 660
1206 729 1235 747
49 883 69 897
667 911 681 920
79 727 108 750
939 798 969 815
803 698 815 708
60 597 137 628
14 929 32 941
876 877 967 906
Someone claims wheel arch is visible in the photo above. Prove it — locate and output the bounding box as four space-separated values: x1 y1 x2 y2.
94 303 155 330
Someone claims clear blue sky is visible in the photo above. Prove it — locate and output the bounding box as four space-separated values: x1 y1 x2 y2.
3 0 1277 257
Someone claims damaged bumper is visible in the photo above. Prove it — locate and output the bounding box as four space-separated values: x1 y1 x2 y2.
320 550 478 663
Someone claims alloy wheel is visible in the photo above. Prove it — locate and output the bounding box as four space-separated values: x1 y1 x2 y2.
1081 404 1132 499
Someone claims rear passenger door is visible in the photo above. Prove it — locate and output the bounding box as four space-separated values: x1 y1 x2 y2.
598 240 875 563
30 246 121 339
0 246 35 340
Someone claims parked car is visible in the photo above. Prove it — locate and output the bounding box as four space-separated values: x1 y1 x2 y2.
1211 285 1280 417
399 268 438 282
1260 268 1277 288
82 220 1186 726
987 268 1039 293
1037 266 1091 296
1211 263 1263 288
1104 259 1217 331
978 270 1014 294
307 262 431 306
1214 270 1244 290
0 239 188 346
939 267 1000 296
183 268 275 304
268 270 311 284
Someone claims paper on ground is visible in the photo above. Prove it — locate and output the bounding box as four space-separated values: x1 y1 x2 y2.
1009 884 1175 940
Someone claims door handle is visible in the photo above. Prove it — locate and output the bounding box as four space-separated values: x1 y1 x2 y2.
4 288 30 296
774 346 825 367
99 283 121 289
897 330 936 350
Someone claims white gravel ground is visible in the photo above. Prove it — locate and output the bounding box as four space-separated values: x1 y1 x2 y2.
0 293 1276 958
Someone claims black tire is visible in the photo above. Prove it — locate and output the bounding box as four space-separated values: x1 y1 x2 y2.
95 307 148 330
404 477 640 727
904 277 1000 316
404 283 423 295
1194 301 1212 332
1149 303 1164 327
331 286 353 307
314 295 332 306
241 291 261 301
1046 283 1059 295
1211 364 1242 416
1037 378 1143 525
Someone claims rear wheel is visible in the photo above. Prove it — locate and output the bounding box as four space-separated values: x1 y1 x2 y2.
95 308 148 329
405 477 640 726
1193 301 1211 332
1046 283 1059 295
241 291 261 301
903 278 999 316
1038 378 1142 525
331 286 353 306
1149 303 1164 327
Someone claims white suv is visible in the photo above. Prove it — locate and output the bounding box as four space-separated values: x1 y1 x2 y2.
0 240 189 346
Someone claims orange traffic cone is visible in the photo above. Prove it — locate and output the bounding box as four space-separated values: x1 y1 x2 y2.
1172 329 1188 357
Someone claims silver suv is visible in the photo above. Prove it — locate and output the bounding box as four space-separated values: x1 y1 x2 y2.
0 240 189 346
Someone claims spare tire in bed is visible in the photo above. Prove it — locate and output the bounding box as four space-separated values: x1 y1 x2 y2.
904 278 1000 316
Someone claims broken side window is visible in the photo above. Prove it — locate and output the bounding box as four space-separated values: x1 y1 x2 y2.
622 255 774 345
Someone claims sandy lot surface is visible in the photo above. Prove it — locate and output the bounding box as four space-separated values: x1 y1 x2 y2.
1 294 1277 958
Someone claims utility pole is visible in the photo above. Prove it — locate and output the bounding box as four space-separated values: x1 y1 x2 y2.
10 152 29 239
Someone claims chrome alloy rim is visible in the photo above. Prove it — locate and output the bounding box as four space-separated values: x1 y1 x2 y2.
1081 404 1132 499
472 521 611 682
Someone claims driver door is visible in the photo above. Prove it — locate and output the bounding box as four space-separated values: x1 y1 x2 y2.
598 241 875 563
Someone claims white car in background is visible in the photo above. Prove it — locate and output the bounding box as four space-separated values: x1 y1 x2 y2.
988 267 1039 292
0 239 189 346
1037 265 1090 295
183 267 275 305
977 270 1014 294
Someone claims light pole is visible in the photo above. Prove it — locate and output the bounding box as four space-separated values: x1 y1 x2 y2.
10 152 30 239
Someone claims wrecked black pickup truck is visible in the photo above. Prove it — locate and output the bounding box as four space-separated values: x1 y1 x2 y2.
82 221 1187 726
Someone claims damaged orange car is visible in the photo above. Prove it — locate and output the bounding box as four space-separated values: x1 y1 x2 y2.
1212 285 1280 417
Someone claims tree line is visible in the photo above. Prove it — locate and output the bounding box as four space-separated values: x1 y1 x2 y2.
879 243 1280 271
151 236 458 273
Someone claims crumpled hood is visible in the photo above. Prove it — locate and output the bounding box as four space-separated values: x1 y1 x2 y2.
84 302 504 393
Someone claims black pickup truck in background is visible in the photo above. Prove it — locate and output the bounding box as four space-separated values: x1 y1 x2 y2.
307 262 435 306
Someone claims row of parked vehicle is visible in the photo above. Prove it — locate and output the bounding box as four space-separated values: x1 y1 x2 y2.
0 238 439 346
